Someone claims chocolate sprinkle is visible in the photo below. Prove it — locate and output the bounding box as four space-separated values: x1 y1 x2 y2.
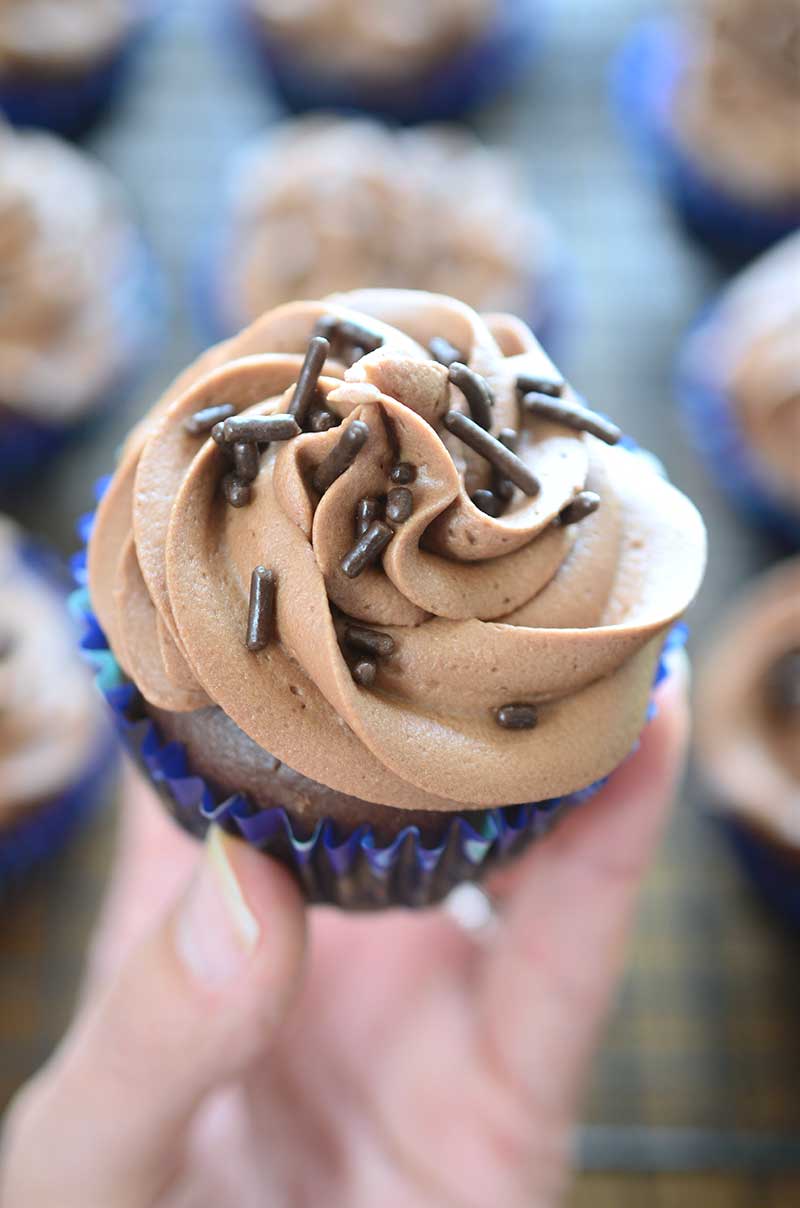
355 496 381 537
184 402 236 435
522 392 621 446
493 428 518 502
222 473 252 508
309 407 338 433
515 371 565 399
390 462 417 485
449 362 494 431
313 314 340 342
496 703 539 730
766 649 800 714
233 441 259 483
314 315 384 364
559 491 601 526
386 487 413 524
429 336 463 367
443 410 541 497
345 624 395 658
337 319 384 355
211 421 228 448
472 489 503 517
351 655 377 687
313 420 370 495
289 335 330 425
341 520 393 578
246 566 275 652
222 414 300 444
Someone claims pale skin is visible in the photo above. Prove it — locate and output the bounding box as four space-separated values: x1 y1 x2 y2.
0 659 689 1208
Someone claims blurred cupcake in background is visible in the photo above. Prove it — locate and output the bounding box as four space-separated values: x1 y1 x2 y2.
696 559 800 925
677 232 800 545
0 517 117 895
0 121 161 491
615 0 800 260
200 117 564 352
235 0 544 122
0 0 147 136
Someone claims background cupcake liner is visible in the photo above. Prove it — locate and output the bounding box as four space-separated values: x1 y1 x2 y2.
0 28 146 138
0 536 119 896
677 311 800 547
612 20 800 263
0 238 164 497
231 0 546 124
722 819 800 932
71 482 685 909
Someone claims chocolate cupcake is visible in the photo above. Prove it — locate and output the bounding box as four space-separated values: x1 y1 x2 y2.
678 231 800 545
0 0 146 136
0 121 161 490
78 290 705 909
199 117 563 353
234 0 544 122
0 517 117 894
615 0 800 260
696 559 800 925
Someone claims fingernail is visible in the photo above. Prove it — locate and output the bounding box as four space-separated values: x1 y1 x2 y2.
176 827 260 987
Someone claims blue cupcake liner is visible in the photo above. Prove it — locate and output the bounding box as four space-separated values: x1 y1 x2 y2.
71 481 685 909
612 20 800 262
722 818 800 931
676 308 800 547
0 24 147 138
0 538 119 896
0 237 165 496
233 0 546 124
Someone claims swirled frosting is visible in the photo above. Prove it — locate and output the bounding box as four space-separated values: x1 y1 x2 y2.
697 558 800 846
0 0 134 76
89 291 705 811
244 0 497 80
681 232 800 508
674 0 800 205
219 117 555 336
0 121 144 421
0 517 106 826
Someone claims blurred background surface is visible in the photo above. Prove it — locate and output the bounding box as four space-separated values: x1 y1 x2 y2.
1 0 798 1203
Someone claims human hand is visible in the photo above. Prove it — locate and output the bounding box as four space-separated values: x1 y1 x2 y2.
1 657 689 1208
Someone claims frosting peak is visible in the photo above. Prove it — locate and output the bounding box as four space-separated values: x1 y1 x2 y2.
89 291 705 811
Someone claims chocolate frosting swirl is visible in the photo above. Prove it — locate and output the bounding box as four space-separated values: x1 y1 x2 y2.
674 0 800 205
89 291 705 810
0 517 104 824
0 0 134 75
0 121 144 420
697 558 800 845
244 0 497 80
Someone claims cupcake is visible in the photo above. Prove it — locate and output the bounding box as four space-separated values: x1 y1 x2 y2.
77 289 705 909
696 560 800 925
0 517 117 894
0 0 146 137
678 231 800 545
235 0 543 122
0 121 161 490
614 0 800 260
200 117 563 353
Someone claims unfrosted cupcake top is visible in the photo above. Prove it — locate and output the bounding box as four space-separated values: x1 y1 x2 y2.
673 0 800 205
218 117 556 336
681 232 800 509
89 290 705 811
0 0 134 75
0 517 106 825
243 0 498 80
697 558 800 846
0 121 145 421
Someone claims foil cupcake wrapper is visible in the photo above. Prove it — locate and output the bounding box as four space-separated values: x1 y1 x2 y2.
722 818 800 931
231 0 546 123
677 310 800 548
612 20 800 262
0 238 164 495
72 482 686 908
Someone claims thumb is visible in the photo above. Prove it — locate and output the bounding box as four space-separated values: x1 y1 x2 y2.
1 828 306 1208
